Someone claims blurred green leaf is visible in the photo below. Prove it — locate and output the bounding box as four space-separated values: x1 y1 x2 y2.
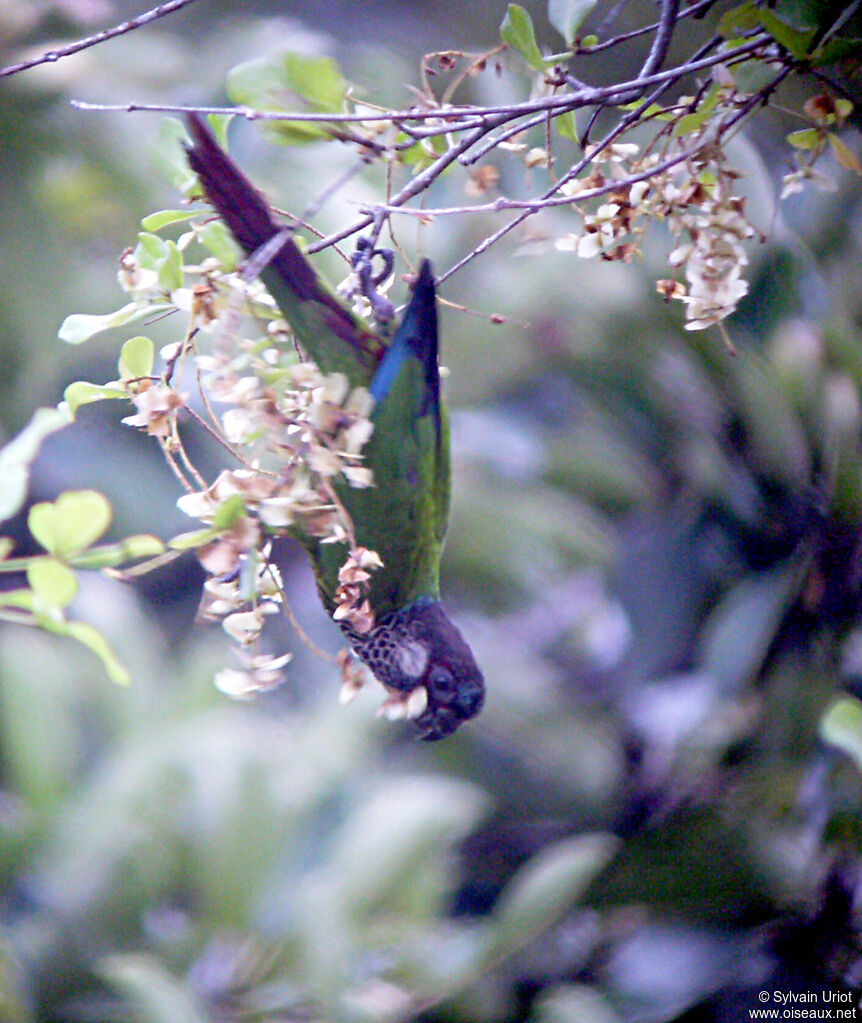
135 231 168 269
0 938 31 1023
548 0 595 45
828 133 862 173
0 407 71 521
757 6 816 56
67 534 166 570
820 696 862 774
697 558 802 692
488 834 619 956
787 127 822 149
531 983 622 1023
119 335 155 381
502 5 549 71
718 1 815 55
152 116 200 195
99 953 210 1023
212 494 248 530
29 490 112 559
814 35 862 65
329 776 489 916
198 219 242 271
53 620 131 686
169 527 219 550
717 2 761 37
555 110 578 142
140 209 199 231
59 302 160 345
227 52 348 144
674 83 720 137
158 240 184 292
64 381 128 414
0 588 35 612
27 558 78 609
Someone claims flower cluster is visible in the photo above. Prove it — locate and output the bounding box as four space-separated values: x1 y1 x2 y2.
110 226 382 698
781 94 858 200
555 68 761 332
332 546 383 634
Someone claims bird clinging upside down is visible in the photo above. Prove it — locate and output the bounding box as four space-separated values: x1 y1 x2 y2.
185 114 484 740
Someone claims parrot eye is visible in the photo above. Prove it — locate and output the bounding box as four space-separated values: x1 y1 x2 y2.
427 665 456 702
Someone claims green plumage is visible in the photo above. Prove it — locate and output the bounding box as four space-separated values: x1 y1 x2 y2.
309 263 451 621
185 114 483 740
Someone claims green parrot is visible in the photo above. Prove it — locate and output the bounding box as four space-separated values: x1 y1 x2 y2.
185 114 484 740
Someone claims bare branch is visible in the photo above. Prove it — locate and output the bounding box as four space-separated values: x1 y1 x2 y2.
0 0 201 79
578 0 718 54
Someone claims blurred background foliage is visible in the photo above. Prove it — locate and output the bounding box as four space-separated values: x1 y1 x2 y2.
1 1 862 1020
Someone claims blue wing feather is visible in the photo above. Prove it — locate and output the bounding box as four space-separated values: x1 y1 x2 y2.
369 261 441 445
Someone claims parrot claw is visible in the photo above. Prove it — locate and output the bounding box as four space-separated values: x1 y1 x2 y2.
352 237 395 325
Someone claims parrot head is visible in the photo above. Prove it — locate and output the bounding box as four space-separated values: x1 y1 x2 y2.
342 598 484 741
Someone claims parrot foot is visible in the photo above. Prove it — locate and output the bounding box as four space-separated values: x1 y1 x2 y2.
351 237 395 325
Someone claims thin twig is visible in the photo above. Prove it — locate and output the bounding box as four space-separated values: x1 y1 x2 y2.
265 563 338 664
578 0 716 54
70 38 773 128
0 0 201 78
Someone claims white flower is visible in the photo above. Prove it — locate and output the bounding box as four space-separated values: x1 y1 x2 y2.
342 418 374 454
555 233 580 251
577 232 604 259
630 180 650 205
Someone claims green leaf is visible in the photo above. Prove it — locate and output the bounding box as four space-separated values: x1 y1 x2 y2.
151 116 199 195
118 336 155 381
135 231 168 269
697 559 801 691
0 941 31 1023
198 219 242 271
98 953 211 1023
555 110 579 142
580 33 598 47
169 527 219 550
548 0 596 45
212 494 248 530
673 83 721 137
759 8 816 57
828 132 862 174
488 834 619 956
720 2 816 55
27 558 78 609
0 588 35 612
58 302 160 345
814 35 862 65
717 2 761 38
28 491 112 559
532 984 622 1023
158 239 184 292
60 621 131 686
820 696 862 774
63 381 128 414
67 534 166 570
0 407 72 521
206 113 233 149
786 127 822 149
140 209 199 231
226 52 348 144
501 4 549 71
720 1 815 56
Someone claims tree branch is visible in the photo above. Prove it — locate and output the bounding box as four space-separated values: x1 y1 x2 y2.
0 0 201 79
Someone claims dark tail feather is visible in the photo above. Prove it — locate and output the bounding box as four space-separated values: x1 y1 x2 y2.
185 114 377 362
